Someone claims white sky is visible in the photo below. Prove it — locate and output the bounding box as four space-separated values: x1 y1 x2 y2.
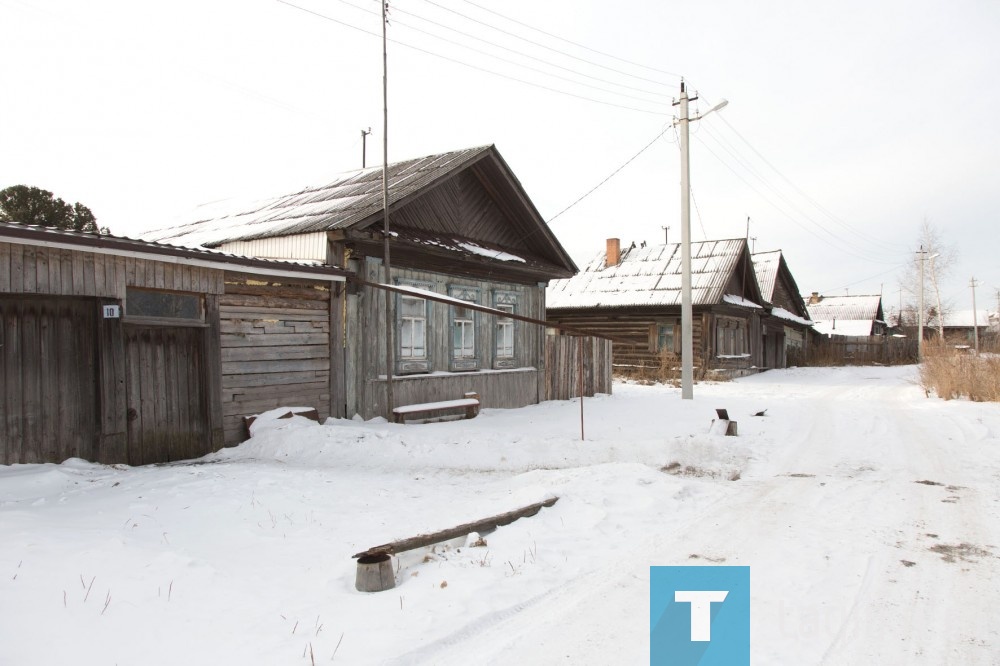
3 0 999 312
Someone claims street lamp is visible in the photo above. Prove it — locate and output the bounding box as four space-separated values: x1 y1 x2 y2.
675 83 728 399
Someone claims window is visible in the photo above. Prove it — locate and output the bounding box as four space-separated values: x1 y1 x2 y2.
400 294 426 359
656 323 676 354
125 288 204 325
450 287 480 371
496 304 514 358
716 316 748 357
493 291 517 368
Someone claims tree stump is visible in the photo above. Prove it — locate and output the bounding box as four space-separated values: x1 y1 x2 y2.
355 553 395 592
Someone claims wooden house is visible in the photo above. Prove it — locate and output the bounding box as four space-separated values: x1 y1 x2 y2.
144 145 579 420
0 222 350 465
751 250 813 367
546 238 767 377
805 293 887 337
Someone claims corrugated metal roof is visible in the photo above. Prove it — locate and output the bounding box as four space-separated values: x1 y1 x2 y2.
142 145 494 248
751 250 781 302
0 222 350 279
547 239 748 310
805 294 882 322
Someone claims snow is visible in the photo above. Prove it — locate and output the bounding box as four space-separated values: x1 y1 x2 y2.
812 319 875 336
2 366 1000 664
456 241 526 263
722 293 763 309
770 305 814 327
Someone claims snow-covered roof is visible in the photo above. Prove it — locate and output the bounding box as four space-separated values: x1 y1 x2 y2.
771 306 814 327
142 145 495 248
812 319 875 336
806 294 882 323
751 250 781 301
547 239 748 310
931 309 993 328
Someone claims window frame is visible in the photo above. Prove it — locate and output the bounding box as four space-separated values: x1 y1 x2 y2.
449 286 480 371
493 290 518 369
395 281 433 374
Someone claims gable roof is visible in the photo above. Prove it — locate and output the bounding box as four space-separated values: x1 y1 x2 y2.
547 238 760 310
806 294 884 336
141 145 576 276
751 250 782 302
752 249 811 320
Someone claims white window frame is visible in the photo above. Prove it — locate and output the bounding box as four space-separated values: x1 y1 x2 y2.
449 286 480 371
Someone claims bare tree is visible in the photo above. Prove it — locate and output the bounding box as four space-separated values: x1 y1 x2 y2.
898 219 957 337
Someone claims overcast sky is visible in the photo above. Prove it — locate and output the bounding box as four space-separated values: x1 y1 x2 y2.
3 0 998 314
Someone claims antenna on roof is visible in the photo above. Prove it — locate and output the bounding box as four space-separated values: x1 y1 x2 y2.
361 128 372 168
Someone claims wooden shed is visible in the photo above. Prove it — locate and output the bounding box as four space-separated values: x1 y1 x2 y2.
0 223 348 465
144 145 581 420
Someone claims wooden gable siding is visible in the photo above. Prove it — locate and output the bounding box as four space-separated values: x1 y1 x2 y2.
771 271 807 319
219 274 333 444
0 242 225 299
351 258 545 419
386 171 534 254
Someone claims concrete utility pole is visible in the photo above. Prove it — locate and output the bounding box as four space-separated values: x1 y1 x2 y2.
673 82 727 400
971 277 980 355
662 225 670 244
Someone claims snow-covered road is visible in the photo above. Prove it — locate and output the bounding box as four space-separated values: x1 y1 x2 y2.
2 366 998 664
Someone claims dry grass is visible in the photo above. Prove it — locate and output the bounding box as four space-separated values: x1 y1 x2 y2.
919 342 1000 402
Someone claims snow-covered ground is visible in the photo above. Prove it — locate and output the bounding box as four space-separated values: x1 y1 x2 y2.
2 366 999 665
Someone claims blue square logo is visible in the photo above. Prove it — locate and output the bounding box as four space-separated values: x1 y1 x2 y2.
650 566 750 665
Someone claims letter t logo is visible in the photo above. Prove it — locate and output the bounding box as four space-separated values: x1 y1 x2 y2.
674 590 729 641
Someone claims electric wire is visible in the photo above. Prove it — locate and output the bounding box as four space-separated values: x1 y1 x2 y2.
420 0 677 88
327 0 670 107
462 0 683 79
275 0 665 115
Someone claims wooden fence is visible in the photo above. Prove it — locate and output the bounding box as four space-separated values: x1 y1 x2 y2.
545 335 613 401
809 335 918 366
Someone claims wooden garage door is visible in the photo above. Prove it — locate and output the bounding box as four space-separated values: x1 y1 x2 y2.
124 325 210 465
0 296 98 464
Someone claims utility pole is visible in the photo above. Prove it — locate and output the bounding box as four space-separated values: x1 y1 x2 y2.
673 81 727 400
380 1 394 415
361 127 371 168
662 226 670 244
971 277 980 355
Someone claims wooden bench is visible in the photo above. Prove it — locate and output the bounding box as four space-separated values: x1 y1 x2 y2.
392 396 480 424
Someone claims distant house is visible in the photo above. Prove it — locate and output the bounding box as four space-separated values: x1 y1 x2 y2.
752 250 813 367
0 222 350 465
928 309 994 345
144 145 580 421
805 293 887 337
546 237 768 377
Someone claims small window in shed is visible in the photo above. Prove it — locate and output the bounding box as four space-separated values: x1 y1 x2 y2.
126 288 203 321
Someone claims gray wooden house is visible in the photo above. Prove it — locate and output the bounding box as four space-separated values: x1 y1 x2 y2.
0 222 349 465
144 145 578 420
805 294 887 337
546 237 766 377
751 250 813 367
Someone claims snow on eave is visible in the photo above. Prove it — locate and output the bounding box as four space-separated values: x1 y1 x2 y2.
770 306 813 327
722 294 763 309
456 241 525 263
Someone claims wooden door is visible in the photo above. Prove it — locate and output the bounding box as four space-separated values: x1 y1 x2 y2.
124 325 210 465
0 296 98 464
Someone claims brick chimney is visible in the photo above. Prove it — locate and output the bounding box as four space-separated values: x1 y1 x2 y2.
606 238 621 267
809 291 822 305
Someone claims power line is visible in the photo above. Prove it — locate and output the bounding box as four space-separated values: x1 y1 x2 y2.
275 0 665 115
384 1 672 101
463 0 683 79
420 0 676 89
547 127 669 223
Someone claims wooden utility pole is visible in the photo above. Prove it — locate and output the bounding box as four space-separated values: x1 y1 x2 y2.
381 1 394 415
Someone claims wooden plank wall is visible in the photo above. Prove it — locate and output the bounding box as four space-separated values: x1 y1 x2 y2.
0 242 226 298
0 296 98 464
219 275 333 444
354 259 544 419
544 335 613 401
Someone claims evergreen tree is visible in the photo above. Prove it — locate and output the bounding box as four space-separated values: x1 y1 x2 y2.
0 185 103 233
